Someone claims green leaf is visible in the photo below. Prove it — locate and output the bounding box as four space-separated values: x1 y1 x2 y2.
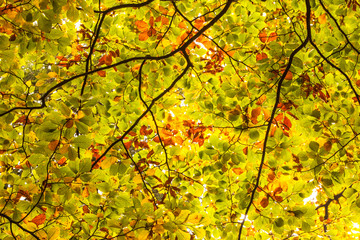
72 135 92 149
38 15 52 33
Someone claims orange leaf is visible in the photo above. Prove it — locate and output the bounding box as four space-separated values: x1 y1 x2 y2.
159 6 168 14
31 213 46 226
139 31 149 41
57 156 67 166
178 21 187 29
82 187 89 198
256 95 267 105
259 31 267 43
97 70 106 77
135 20 148 31
48 140 59 151
274 113 283 122
232 168 244 175
251 107 262 124
282 70 293 80
319 13 327 24
149 16 154 27
268 32 277 42
161 16 169 25
260 197 269 208
256 53 268 61
124 141 132 150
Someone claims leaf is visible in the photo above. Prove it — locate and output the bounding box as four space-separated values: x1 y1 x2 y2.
31 213 46 226
72 135 92 149
38 15 52 33
48 227 60 240
323 141 332 152
251 107 261 124
139 31 149 41
135 20 148 31
256 53 268 61
319 13 327 24
97 70 106 77
259 31 267 43
48 140 59 151
309 141 319 152
232 168 244 175
260 197 269 208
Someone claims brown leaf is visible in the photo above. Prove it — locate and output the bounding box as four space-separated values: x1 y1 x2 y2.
48 140 59 151
323 141 332 152
260 197 269 208
65 120 73 128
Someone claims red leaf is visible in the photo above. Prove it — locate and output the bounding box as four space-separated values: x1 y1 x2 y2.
283 116 292 130
97 70 106 77
31 213 46 226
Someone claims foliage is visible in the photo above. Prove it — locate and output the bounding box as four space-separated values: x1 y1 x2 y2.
1 0 360 239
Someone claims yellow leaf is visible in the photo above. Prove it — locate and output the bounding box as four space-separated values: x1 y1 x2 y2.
147 216 154 223
48 227 60 240
133 174 143 184
187 213 202 224
48 72 57 78
138 229 149 240
77 110 85 119
35 79 45 87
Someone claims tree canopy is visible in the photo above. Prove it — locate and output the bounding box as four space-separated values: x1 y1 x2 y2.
1 0 360 239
